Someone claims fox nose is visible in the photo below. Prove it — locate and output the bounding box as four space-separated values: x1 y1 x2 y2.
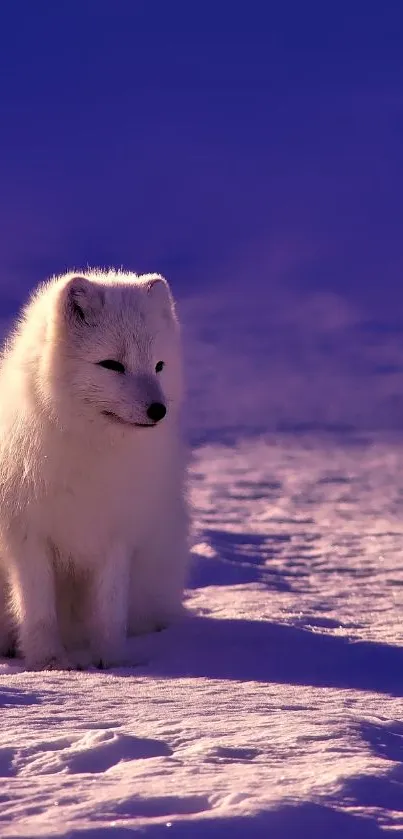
147 402 167 423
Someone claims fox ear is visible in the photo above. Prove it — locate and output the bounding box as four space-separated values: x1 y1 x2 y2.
64 276 105 326
146 275 171 299
146 275 175 321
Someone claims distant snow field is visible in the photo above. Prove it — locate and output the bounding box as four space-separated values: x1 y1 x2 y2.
1 432 403 837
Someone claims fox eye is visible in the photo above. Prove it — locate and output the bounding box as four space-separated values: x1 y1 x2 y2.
97 360 125 374
155 360 165 373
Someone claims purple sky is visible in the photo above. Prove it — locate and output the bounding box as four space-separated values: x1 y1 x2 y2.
0 1 402 314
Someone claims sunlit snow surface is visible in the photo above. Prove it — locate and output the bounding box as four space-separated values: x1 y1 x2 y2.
1 281 403 836
1 432 403 837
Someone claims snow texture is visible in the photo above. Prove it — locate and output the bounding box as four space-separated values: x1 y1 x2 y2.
1 282 403 837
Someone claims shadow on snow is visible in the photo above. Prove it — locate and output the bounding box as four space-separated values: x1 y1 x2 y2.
146 615 403 698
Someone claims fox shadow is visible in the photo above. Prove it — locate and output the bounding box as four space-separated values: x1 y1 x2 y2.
145 613 403 697
177 517 403 695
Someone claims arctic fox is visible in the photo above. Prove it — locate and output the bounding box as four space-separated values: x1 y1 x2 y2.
0 270 189 670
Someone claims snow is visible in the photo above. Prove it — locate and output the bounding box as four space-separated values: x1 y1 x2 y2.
1 285 403 837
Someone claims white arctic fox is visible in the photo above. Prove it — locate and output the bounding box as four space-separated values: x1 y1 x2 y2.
0 270 189 670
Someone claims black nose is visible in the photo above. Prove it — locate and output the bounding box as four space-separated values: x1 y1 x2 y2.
146 402 167 423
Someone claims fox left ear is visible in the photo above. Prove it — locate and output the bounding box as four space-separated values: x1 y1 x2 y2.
64 276 105 326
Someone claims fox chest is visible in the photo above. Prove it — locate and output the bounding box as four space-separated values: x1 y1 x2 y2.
42 467 153 561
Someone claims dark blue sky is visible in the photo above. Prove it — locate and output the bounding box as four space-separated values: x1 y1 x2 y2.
0 1 402 313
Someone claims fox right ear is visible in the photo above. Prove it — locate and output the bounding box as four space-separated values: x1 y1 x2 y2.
64 276 105 326
145 275 176 323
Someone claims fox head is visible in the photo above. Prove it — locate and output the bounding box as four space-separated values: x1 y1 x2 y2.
38 271 183 432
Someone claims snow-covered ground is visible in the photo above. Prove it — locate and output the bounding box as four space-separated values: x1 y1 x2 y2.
1 284 403 837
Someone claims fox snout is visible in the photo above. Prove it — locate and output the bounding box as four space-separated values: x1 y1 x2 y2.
133 374 167 424
147 402 166 423
102 373 169 428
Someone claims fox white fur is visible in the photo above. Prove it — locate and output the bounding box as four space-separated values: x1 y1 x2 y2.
0 270 189 670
